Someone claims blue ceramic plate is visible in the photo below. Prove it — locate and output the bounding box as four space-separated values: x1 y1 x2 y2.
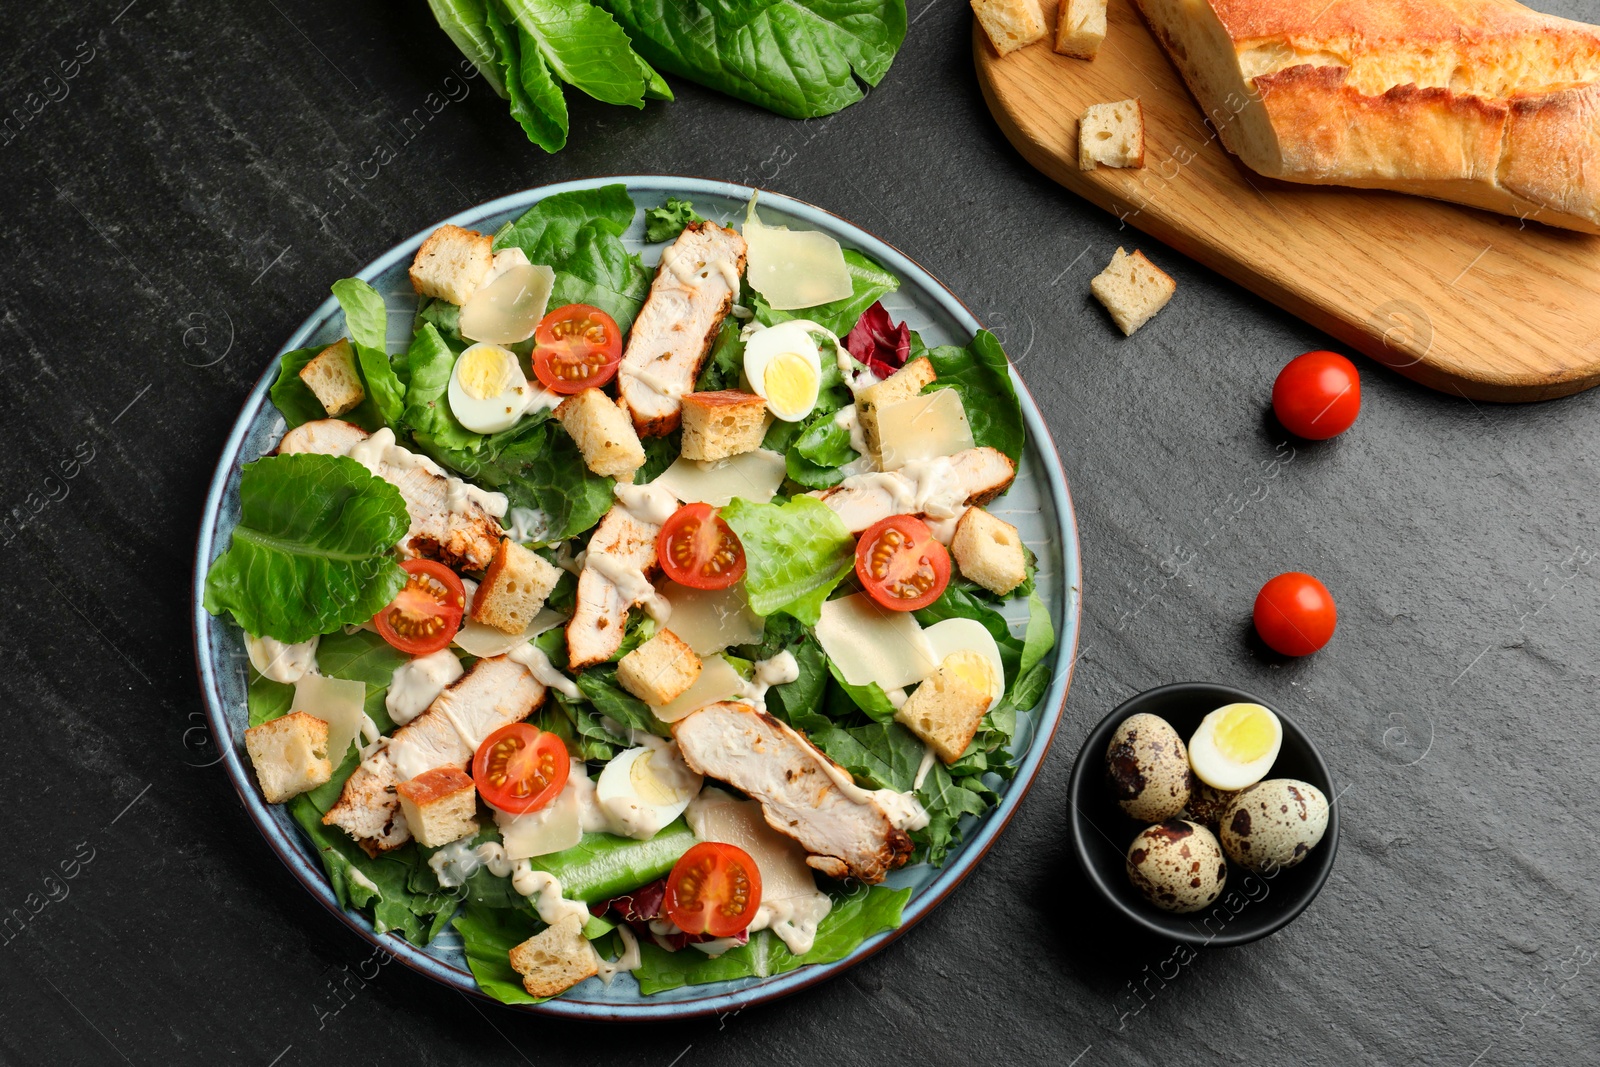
193 177 1082 1019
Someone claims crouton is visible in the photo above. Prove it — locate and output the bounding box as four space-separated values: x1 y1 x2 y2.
950 507 1028 596
244 711 333 804
1056 0 1106 59
680 391 768 462
617 630 703 706
298 339 366 418
556 388 647 480
508 915 599 998
394 766 478 848
408 224 494 306
896 656 992 763
1079 99 1145 170
972 0 1048 56
472 538 561 635
1091 248 1176 336
856 357 936 457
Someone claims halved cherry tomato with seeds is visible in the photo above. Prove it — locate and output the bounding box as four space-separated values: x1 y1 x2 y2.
657 503 746 590
664 841 763 938
472 723 569 814
373 559 465 655
855 514 950 612
531 303 623 394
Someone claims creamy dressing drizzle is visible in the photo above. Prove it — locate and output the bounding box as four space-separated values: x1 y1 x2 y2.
595 924 642 984
346 427 510 520
834 404 870 460
427 840 591 924
914 744 938 791
506 506 549 543
736 650 799 712
589 550 672 623
385 648 464 726
613 481 679 526
660 241 741 294
802 726 930 832
834 455 967 521
506 641 580 699
624 359 690 402
348 868 381 896
245 633 319 683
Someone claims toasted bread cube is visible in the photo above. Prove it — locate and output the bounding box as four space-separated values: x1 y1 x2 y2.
856 357 936 457
896 658 991 763
972 0 1047 55
244 711 333 804
298 338 366 417
1091 248 1176 336
1079 99 1145 170
680 391 768 462
408 224 494 306
508 915 599 998
395 766 478 848
556 388 647 480
617 630 703 706
472 538 561 635
1056 0 1106 58
951 507 1028 596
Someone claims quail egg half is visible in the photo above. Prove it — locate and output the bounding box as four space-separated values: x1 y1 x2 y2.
1105 712 1192 822
1126 819 1228 914
1188 702 1282 791
1219 778 1330 872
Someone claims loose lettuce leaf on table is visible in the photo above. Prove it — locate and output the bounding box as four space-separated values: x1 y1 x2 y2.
720 496 855 625
425 0 510 96
203 454 408 643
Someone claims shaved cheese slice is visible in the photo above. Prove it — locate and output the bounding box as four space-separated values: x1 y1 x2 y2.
661 584 765 656
495 760 585 859
460 261 555 344
653 449 785 506
815 592 937 689
455 601 566 658
652 655 749 723
743 207 853 311
687 788 818 901
292 673 367 761
876 389 975 471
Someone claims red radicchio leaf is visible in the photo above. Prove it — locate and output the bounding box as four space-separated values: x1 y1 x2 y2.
845 301 910 381
591 877 752 950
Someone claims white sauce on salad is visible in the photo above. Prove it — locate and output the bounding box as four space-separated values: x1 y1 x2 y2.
614 481 679 526
506 506 549 543
737 649 800 711
245 633 319 683
750 894 833 957
834 455 967 521
346 427 510 520
808 740 930 832
588 550 672 623
626 360 690 401
426 841 591 924
506 640 580 700
595 924 642 984
660 241 741 294
348 868 381 896
914 744 938 791
834 404 870 459
385 648 464 725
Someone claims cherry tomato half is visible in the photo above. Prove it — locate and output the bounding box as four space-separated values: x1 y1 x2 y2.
1272 350 1361 440
531 303 623 394
472 723 570 814
658 503 747 590
373 559 465 656
855 515 951 612
1253 572 1337 656
664 841 763 938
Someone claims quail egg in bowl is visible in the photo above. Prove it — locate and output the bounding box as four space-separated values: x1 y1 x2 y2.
1125 819 1228 914
1219 779 1330 873
1105 712 1191 822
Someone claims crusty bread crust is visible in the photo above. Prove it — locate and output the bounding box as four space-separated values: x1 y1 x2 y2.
1133 0 1600 233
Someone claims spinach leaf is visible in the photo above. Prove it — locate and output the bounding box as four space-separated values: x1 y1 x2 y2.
548 691 620 761
754 249 899 337
785 411 858 489
494 185 652 330
998 591 1055 713
825 660 899 724
203 454 408 643
595 0 908 120
694 318 745 392
402 323 481 453
643 197 705 242
922 330 1025 464
720 496 855 625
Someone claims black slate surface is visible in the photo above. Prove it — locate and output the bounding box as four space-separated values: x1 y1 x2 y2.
3 2 1598 1064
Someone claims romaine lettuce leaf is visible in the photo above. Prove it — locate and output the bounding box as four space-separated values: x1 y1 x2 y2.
332 278 406 431
402 323 481 453
721 496 855 625
483 0 569 152
504 0 648 109
575 665 670 738
426 0 509 97
203 454 408 643
493 184 652 330
785 413 858 489
922 330 1025 464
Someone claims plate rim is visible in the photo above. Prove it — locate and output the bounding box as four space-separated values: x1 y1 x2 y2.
192 175 1084 1020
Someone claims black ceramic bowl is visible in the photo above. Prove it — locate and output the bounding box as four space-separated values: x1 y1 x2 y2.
1067 682 1339 946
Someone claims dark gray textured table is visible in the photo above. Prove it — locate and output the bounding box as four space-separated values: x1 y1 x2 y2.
3 2 1597 1064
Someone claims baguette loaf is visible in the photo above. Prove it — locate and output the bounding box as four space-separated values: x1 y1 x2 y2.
1132 0 1600 234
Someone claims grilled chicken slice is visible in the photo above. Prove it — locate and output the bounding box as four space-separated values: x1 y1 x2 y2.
566 506 661 670
618 221 747 437
815 447 1017 534
277 419 505 571
324 655 544 854
672 702 914 884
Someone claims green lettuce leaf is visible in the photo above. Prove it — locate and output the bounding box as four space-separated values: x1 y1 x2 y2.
402 323 481 453
203 454 408 643
1000 591 1055 713
643 197 705 242
332 278 405 431
785 411 858 489
721 496 855 625
694 318 745 392
453 904 548 1004
922 330 1025 464
575 665 670 738
484 0 568 152
503 0 648 109
426 0 509 97
269 344 383 432
494 185 652 330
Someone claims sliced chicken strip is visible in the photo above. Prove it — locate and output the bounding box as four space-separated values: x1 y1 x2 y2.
618 221 747 437
277 419 506 571
566 506 662 670
672 702 914 884
815 447 1017 534
324 655 544 854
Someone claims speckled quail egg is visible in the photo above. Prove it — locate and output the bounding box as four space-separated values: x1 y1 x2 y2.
1125 819 1228 914
1183 781 1240 829
1105 713 1192 822
1219 778 1330 873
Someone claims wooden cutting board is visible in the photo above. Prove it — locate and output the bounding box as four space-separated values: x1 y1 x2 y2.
973 6 1600 402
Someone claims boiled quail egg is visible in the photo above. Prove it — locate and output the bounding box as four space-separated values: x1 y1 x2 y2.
921 617 1006 711
595 742 702 840
743 320 823 422
1105 712 1192 822
1219 778 1330 872
449 342 530 433
1188 702 1282 791
1125 819 1227 914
